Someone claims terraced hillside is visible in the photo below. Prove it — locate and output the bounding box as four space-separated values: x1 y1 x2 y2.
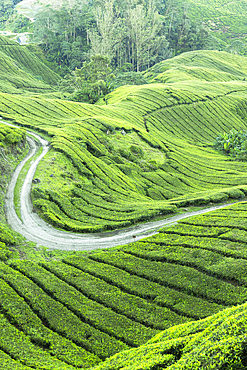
92 299 247 369
169 0 247 43
143 50 247 83
1 50 247 231
0 36 60 94
1 201 247 368
1 48 247 369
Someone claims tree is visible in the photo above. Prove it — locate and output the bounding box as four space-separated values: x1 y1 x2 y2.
33 1 94 74
29 0 210 75
88 0 119 59
126 0 169 71
164 3 209 55
0 0 22 29
88 0 169 71
60 55 115 103
110 71 148 90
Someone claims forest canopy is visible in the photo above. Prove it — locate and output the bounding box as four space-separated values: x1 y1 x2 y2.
1 0 210 73
32 0 209 73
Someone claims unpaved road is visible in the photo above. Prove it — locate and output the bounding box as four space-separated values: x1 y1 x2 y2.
3 121 237 251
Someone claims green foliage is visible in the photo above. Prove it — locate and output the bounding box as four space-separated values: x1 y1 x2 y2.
61 256 223 320
110 72 148 91
0 313 77 369
60 55 115 103
11 260 159 347
32 2 93 74
32 0 171 73
5 0 247 78
0 122 28 262
1 201 247 368
0 35 61 94
0 277 98 367
3 151 247 369
177 0 247 51
0 262 128 362
2 51 247 231
89 250 247 306
1 201 247 369
0 123 25 147
143 50 247 83
165 6 209 56
2 36 247 370
88 202 247 369
214 129 247 160
0 0 22 30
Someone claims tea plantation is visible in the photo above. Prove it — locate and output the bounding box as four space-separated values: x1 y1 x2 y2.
165 0 247 44
1 195 247 367
1 37 247 368
1 50 247 231
0 35 60 94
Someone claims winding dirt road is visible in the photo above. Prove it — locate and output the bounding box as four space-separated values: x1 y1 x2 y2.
3 121 236 251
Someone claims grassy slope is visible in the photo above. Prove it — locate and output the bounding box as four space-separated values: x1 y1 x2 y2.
1 50 247 231
0 123 43 260
91 294 247 369
143 50 247 83
0 35 60 94
1 49 247 369
185 0 247 36
2 195 247 368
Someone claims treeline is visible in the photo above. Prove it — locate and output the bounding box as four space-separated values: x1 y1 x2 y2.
32 0 209 75
0 0 21 23
0 0 210 103
0 0 26 30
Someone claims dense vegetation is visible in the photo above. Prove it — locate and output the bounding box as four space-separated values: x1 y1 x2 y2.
3 0 247 77
1 179 247 368
3 0 247 103
214 129 247 160
0 35 60 94
0 122 27 259
26 0 208 74
1 31 247 369
0 0 23 30
1 49 247 231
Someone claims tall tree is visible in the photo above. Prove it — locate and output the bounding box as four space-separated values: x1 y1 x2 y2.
123 0 169 71
88 0 169 71
163 3 209 55
33 0 94 74
88 0 119 59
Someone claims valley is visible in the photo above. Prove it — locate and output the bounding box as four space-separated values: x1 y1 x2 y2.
1 31 247 369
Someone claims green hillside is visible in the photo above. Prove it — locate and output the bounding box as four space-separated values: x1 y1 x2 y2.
92 298 247 369
0 122 30 260
1 192 247 368
143 50 247 83
184 0 247 37
2 49 247 369
0 50 247 231
0 35 60 94
163 0 247 52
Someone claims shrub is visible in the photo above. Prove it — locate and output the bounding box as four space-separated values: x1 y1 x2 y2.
130 145 143 156
214 129 247 160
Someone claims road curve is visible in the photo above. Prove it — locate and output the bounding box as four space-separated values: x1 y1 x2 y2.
3 121 237 251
